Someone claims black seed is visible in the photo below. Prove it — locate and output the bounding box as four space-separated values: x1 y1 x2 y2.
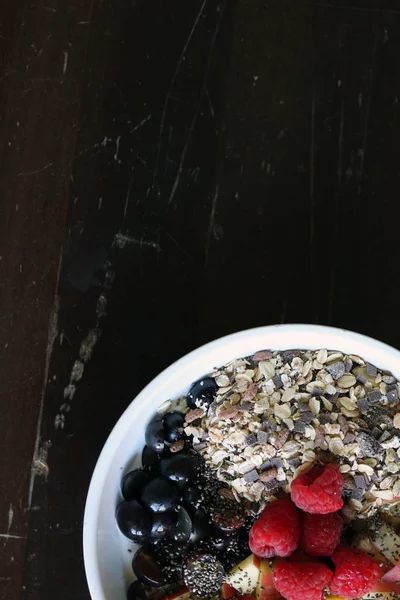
183 553 225 597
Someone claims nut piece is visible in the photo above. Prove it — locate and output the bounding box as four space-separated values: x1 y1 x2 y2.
185 408 205 423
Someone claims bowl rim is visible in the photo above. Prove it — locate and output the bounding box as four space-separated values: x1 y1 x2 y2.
83 323 400 600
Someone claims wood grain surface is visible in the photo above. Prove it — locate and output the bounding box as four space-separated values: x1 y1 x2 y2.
1 0 400 598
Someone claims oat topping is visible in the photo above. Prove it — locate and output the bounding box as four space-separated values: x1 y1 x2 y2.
183 349 400 518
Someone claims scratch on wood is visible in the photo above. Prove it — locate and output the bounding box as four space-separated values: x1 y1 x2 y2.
205 185 219 264
28 277 60 509
359 25 378 188
309 87 316 281
62 51 68 76
3 505 14 546
113 232 160 251
0 534 27 540
130 114 152 133
168 1 226 205
306 2 400 15
114 136 121 162
154 0 208 187
17 162 54 177
122 174 133 223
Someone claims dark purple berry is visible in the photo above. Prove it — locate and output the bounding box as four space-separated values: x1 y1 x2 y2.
173 505 192 543
140 476 179 513
127 580 147 600
186 377 218 409
145 420 165 453
209 496 246 534
151 512 177 540
163 411 185 443
142 446 160 472
160 452 199 483
116 501 152 543
132 547 166 587
122 469 150 501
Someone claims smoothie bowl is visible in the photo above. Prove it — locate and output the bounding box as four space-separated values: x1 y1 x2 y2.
83 325 400 600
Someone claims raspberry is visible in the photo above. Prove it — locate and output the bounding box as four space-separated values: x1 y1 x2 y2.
249 499 300 558
291 464 344 514
329 546 381 599
301 512 343 556
273 560 332 600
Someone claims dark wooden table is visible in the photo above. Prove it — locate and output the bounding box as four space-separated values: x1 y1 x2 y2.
1 0 400 597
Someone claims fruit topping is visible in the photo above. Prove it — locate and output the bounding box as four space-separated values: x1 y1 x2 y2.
122 469 150 502
183 552 225 597
249 499 300 558
150 511 178 540
145 420 165 454
188 507 215 545
163 411 186 443
186 377 218 409
291 464 344 514
160 452 199 483
142 445 160 472
273 560 332 600
301 512 343 557
256 559 282 600
328 546 381 599
173 505 192 543
116 500 152 543
126 579 147 600
139 476 180 513
210 495 246 534
132 546 167 586
225 554 261 594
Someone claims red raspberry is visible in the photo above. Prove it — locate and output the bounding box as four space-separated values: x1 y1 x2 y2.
301 512 343 556
273 560 332 600
249 499 300 558
291 464 343 514
329 546 381 599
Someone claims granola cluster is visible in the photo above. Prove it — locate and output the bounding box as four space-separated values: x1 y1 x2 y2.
183 349 400 518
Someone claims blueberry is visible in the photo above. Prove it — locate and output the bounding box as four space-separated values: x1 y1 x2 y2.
127 580 147 600
145 420 165 453
122 469 150 502
151 511 177 540
142 446 160 472
186 377 218 409
139 476 180 513
160 452 199 483
132 547 166 587
116 500 152 543
163 411 185 443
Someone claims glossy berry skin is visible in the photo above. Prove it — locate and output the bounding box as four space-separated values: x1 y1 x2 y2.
291 463 344 514
186 377 218 409
249 499 300 558
139 476 180 513
145 420 165 453
150 511 177 540
127 580 147 600
301 512 343 556
142 445 160 472
132 547 166 587
329 547 381 599
273 560 332 600
160 452 199 483
163 411 185 443
121 469 150 501
116 500 152 543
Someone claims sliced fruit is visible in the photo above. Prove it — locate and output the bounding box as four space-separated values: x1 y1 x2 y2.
255 559 282 600
222 584 238 599
225 554 261 595
371 520 400 564
382 563 400 595
354 534 389 565
183 553 225 598
165 585 191 600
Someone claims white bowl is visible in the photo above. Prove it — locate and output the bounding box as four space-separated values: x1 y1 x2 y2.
83 324 400 600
